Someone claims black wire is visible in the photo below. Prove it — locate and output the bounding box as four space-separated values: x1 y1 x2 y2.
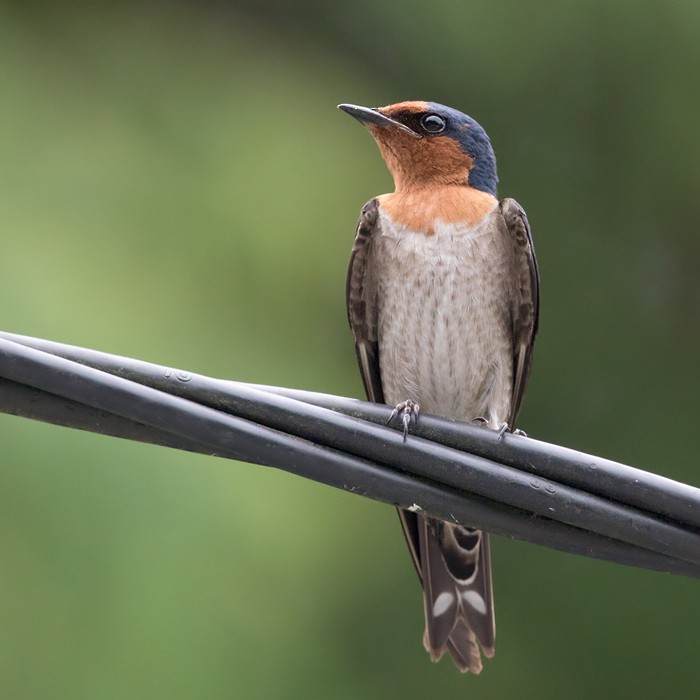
2 332 696 531
1 332 699 579
252 385 700 531
4 331 700 545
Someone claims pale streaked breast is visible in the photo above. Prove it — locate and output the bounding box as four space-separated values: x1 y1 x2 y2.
374 205 515 424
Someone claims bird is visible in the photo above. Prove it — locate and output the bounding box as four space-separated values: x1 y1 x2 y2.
338 101 539 673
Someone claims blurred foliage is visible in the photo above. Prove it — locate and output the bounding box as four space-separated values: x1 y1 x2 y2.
1 1 699 698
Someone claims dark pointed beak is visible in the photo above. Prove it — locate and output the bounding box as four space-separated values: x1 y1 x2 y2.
338 103 421 138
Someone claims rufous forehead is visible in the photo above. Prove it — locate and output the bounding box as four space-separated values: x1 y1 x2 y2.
377 101 430 117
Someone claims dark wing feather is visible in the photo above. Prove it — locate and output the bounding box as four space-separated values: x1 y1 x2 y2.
499 198 540 426
346 198 383 405
346 198 424 591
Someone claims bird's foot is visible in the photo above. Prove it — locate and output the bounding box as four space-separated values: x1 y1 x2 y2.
497 423 528 438
472 417 527 438
388 400 420 442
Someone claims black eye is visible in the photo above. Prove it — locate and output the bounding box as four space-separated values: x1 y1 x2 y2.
420 114 446 133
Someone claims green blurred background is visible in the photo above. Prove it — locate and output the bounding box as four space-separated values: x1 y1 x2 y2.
1 2 699 697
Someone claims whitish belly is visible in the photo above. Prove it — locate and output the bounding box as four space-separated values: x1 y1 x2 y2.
375 220 514 424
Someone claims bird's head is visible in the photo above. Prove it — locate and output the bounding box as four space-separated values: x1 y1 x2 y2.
338 101 498 196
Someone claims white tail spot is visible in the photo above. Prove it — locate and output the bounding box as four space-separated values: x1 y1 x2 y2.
461 590 487 615
432 592 455 617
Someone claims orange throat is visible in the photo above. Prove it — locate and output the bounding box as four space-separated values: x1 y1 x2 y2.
377 186 498 235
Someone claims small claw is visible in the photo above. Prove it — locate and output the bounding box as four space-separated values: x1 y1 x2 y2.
402 412 411 442
513 428 528 437
471 416 489 427
497 422 510 438
388 400 420 442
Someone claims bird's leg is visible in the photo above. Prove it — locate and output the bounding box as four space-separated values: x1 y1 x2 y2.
496 422 510 438
388 400 420 442
472 417 525 439
496 423 528 438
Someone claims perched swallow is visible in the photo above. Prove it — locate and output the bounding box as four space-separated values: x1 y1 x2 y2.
339 101 539 673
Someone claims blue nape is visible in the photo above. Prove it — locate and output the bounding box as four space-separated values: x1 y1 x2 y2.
428 102 499 196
